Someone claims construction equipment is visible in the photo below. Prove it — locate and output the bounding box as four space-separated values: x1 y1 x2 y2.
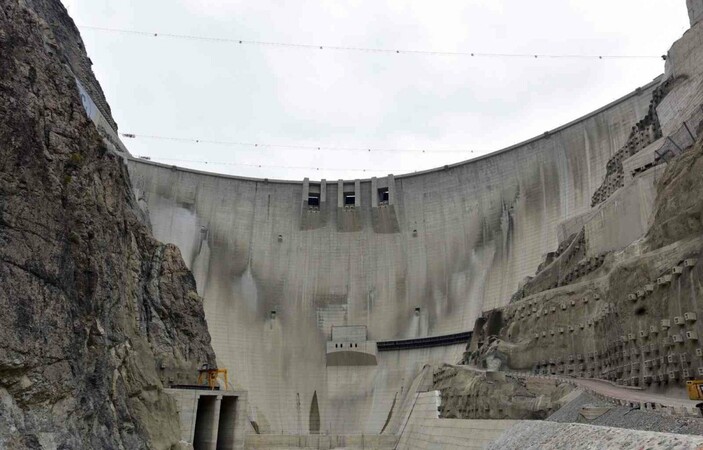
197 364 229 390
686 380 703 415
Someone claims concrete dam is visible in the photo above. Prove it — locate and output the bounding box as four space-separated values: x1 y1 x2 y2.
9 0 703 448
126 75 659 435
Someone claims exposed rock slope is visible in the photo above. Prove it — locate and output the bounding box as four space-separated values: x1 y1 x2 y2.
0 1 215 448
432 365 575 420
645 131 703 249
467 104 703 392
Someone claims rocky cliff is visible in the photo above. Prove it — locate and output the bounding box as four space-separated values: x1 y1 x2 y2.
432 365 575 420
467 88 703 393
464 8 703 395
0 1 216 449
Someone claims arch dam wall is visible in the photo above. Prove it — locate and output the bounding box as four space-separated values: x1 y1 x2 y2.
126 79 659 435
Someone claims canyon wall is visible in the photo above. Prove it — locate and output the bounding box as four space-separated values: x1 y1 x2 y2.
0 1 214 448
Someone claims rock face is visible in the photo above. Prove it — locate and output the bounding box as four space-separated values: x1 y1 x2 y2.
0 1 215 449
432 365 575 420
24 0 118 132
688 0 703 25
645 135 703 250
468 98 703 391
466 11 703 393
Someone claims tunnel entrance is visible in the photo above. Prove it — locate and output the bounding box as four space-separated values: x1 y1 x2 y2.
193 395 218 450
216 397 238 450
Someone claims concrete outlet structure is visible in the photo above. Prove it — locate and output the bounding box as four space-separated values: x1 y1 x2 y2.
326 326 378 366
166 389 248 450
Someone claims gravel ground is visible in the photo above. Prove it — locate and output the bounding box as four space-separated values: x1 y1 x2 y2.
486 421 703 450
548 391 703 436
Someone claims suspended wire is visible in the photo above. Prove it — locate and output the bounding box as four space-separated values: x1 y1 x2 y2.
133 156 401 174
120 132 476 154
79 25 663 60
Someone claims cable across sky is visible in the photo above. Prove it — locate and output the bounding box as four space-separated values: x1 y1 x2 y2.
120 133 478 154
133 155 401 174
80 25 664 60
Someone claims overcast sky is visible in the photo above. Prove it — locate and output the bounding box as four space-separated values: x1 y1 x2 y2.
60 0 689 181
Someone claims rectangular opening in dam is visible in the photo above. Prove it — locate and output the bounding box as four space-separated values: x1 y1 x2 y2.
216 397 237 450
193 395 218 450
307 192 320 207
378 187 389 204
344 192 356 206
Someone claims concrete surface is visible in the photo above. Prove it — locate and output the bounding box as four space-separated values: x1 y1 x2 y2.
243 434 397 449
583 164 665 256
73 76 129 154
127 78 657 434
166 388 249 450
398 418 518 450
326 326 378 366
621 137 665 182
396 389 703 449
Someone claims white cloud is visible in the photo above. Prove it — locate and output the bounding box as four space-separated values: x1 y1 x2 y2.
62 0 688 180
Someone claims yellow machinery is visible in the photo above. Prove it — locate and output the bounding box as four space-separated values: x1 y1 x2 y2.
686 380 703 400
686 380 703 415
197 364 229 390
